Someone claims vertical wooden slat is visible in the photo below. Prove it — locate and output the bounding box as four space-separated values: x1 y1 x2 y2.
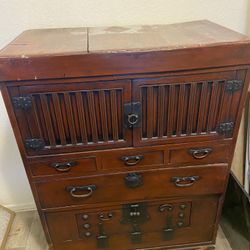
52 94 66 145
207 81 220 132
186 83 196 135
176 84 185 136
93 91 102 141
75 92 88 144
153 87 158 137
71 93 81 141
47 95 59 141
64 93 77 145
167 85 176 136
141 87 147 138
40 94 56 146
147 86 154 138
87 91 98 143
217 81 227 125
59 94 70 142
116 89 123 140
99 90 109 142
196 82 208 133
157 86 165 138
110 90 119 141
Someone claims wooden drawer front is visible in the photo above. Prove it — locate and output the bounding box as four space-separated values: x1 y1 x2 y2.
101 148 164 170
9 79 132 155
30 156 97 177
36 165 228 209
46 196 218 250
169 142 230 166
133 69 246 146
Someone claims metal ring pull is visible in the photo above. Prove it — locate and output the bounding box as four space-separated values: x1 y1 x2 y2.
99 212 114 221
128 114 139 125
121 155 144 166
171 176 200 187
188 148 212 159
66 185 96 198
51 161 77 172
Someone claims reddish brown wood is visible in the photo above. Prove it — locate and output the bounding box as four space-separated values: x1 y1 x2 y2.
0 21 250 250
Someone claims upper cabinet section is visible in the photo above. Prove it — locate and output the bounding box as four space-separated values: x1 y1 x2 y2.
132 69 248 146
1 20 250 82
9 80 132 155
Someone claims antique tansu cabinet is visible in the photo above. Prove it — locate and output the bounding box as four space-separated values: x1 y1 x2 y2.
1 20 250 250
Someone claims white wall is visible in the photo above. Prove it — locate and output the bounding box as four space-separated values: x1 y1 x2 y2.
0 0 250 211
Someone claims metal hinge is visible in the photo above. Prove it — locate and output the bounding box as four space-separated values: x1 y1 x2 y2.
217 122 234 136
12 96 32 110
225 80 243 92
124 102 142 128
24 138 45 151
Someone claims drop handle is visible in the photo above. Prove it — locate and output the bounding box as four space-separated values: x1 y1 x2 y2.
50 161 77 172
121 155 144 166
188 148 212 159
171 176 200 187
66 185 96 198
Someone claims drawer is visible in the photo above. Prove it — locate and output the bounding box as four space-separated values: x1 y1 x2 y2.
100 148 165 170
169 141 230 166
36 164 228 209
46 196 218 250
30 156 97 177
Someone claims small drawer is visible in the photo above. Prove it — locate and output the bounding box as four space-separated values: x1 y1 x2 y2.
101 148 164 170
30 156 97 177
169 142 230 166
46 196 218 250
36 164 228 209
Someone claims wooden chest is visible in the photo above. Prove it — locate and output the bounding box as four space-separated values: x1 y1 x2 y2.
1 20 250 250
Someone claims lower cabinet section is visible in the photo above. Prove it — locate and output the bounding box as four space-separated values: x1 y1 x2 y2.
45 196 219 250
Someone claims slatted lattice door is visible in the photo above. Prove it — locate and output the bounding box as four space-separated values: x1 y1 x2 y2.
132 70 247 146
10 80 132 155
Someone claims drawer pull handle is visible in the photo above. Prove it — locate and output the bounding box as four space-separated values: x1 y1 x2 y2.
50 161 77 172
188 148 212 159
171 176 200 187
121 155 144 166
66 185 96 198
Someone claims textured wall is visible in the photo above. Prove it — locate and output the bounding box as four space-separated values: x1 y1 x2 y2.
0 0 249 211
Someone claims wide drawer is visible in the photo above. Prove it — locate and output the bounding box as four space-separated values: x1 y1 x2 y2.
36 164 228 209
46 196 219 250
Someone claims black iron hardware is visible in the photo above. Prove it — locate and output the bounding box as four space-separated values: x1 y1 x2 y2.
124 102 142 128
163 217 174 240
217 122 234 136
96 223 108 248
124 173 143 188
98 212 114 221
50 161 77 172
159 204 173 212
121 202 149 224
12 96 32 110
24 138 45 151
130 224 142 243
171 176 200 187
225 80 243 92
121 155 144 166
66 185 96 198
188 148 212 159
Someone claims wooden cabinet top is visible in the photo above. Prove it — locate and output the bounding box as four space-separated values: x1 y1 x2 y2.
0 20 250 82
1 20 250 56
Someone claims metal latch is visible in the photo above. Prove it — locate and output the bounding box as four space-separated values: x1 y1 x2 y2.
124 102 142 128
